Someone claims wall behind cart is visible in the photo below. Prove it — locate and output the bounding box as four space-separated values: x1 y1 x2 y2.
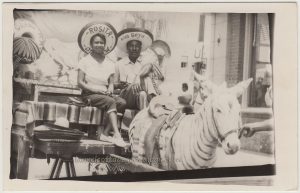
13 10 202 90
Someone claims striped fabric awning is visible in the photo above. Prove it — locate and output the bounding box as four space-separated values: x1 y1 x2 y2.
14 101 104 126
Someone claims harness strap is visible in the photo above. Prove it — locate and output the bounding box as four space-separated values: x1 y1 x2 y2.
211 107 240 144
151 110 185 170
166 111 186 170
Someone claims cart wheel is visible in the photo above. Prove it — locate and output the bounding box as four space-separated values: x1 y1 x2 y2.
106 163 129 174
90 163 109 175
90 162 130 175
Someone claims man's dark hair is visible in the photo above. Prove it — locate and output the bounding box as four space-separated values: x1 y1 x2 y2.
126 40 142 48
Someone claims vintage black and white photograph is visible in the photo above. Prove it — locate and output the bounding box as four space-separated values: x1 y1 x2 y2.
2 2 297 190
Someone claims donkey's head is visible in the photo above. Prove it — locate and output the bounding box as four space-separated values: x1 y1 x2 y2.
207 78 253 154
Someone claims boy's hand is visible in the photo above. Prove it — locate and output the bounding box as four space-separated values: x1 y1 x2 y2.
107 86 114 95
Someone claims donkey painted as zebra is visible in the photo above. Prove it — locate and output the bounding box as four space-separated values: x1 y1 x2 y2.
128 78 253 170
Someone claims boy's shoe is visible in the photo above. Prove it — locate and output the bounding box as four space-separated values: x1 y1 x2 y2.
112 135 129 147
98 134 114 143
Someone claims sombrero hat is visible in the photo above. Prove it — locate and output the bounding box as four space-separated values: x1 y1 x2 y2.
78 22 118 55
151 40 171 57
14 18 44 50
117 28 153 53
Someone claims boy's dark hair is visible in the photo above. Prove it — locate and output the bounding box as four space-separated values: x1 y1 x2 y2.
182 83 189 92
90 33 106 46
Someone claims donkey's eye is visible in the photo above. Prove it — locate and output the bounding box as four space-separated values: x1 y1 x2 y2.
216 109 221 113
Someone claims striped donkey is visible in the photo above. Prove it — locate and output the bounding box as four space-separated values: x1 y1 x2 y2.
128 78 253 170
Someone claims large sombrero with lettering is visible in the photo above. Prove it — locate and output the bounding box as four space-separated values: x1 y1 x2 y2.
78 22 118 55
117 28 153 53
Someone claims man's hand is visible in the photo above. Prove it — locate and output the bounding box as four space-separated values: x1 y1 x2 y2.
239 126 256 138
239 119 274 138
121 81 130 88
130 83 141 94
115 82 129 90
96 89 108 95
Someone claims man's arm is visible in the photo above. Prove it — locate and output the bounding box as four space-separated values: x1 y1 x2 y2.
139 63 153 78
241 118 274 137
152 62 164 81
139 61 165 82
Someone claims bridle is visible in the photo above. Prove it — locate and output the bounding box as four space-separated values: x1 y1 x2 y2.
211 106 242 144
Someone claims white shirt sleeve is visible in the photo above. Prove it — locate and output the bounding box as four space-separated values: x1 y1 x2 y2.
78 57 87 73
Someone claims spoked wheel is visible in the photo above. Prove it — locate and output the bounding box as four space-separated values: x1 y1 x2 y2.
89 162 130 175
106 162 130 174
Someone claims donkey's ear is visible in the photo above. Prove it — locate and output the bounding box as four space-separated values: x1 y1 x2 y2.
229 78 253 97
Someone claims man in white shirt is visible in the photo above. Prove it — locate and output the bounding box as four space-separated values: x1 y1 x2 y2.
114 28 156 110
